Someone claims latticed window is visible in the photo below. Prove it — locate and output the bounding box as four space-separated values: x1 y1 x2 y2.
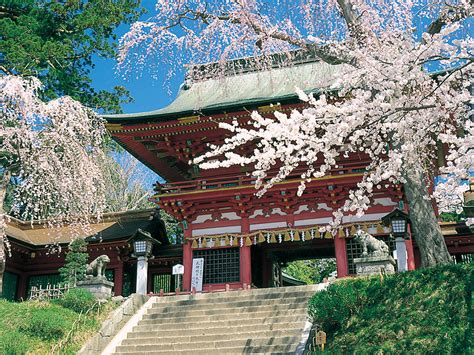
122 269 135 297
346 235 396 275
194 247 240 284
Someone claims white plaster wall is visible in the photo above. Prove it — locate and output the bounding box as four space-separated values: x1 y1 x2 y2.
249 222 287 231
192 225 242 236
341 212 388 223
193 214 212 224
373 198 397 206
222 212 241 220
294 217 333 226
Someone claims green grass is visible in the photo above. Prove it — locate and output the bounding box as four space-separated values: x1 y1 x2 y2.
308 263 473 354
0 294 118 354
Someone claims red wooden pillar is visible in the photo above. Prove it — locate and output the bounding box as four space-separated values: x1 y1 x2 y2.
334 236 349 278
147 266 153 294
183 227 193 291
401 205 417 270
114 264 124 296
240 217 252 287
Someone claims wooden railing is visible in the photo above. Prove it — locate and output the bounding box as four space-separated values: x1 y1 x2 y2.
155 161 370 195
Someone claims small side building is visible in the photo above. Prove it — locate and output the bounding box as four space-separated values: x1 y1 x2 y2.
2 209 182 301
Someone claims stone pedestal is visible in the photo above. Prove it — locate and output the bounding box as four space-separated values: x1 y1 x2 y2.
354 255 396 276
77 278 114 300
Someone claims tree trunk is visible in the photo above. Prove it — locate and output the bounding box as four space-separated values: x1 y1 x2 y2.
403 166 452 267
0 170 11 297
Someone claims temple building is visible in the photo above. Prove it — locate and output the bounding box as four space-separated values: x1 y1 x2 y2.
2 209 181 300
2 57 473 300
103 57 474 291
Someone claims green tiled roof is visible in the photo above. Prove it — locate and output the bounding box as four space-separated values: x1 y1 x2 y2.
104 60 342 122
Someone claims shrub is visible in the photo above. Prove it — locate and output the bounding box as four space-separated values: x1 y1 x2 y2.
308 263 473 354
56 288 97 314
19 308 71 340
308 277 371 333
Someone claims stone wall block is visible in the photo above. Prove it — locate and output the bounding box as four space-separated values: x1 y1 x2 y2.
78 293 150 355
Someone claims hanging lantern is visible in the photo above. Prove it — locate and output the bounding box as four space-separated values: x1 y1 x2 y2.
381 208 410 238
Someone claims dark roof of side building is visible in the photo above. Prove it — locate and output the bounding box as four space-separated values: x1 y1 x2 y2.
5 209 168 247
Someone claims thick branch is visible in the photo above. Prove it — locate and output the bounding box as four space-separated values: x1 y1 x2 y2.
426 2 473 35
336 0 364 38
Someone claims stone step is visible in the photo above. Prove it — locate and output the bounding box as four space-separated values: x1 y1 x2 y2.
134 314 307 331
150 295 311 311
130 320 305 335
151 289 317 307
115 335 301 353
110 285 322 354
115 344 296 355
144 302 308 318
122 328 304 346
138 308 307 325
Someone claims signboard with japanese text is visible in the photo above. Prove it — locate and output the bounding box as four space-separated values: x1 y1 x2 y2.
191 258 204 292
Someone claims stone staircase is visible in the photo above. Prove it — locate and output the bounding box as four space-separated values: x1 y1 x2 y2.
109 284 322 354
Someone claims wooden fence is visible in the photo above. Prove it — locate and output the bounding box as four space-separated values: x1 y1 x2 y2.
29 283 74 301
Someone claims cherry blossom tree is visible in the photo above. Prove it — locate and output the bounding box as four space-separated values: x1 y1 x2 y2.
100 152 155 213
0 75 106 295
120 0 473 267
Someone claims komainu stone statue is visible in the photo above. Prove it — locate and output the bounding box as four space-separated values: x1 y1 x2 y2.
85 255 110 280
353 230 395 275
77 255 113 299
354 230 390 257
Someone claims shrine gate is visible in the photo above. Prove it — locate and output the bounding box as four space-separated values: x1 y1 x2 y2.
104 57 472 291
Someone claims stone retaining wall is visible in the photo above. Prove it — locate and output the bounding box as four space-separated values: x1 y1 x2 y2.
78 294 149 355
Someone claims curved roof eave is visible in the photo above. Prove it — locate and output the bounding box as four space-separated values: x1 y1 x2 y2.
103 61 343 124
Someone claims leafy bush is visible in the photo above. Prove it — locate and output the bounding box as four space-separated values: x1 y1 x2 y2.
308 277 372 333
56 288 97 313
284 259 337 284
19 307 72 340
308 263 473 354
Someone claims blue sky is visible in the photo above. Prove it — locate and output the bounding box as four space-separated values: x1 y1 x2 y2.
89 1 472 187
90 0 185 115
90 0 180 186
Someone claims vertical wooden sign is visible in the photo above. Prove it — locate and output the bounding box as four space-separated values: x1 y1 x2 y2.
191 258 204 292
